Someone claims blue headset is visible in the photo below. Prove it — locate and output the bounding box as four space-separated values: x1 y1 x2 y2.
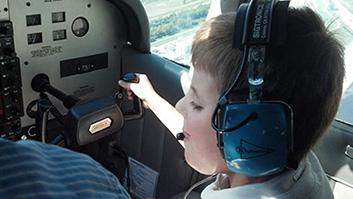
211 0 294 177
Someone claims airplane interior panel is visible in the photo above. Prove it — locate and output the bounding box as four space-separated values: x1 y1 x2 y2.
0 1 200 198
1 0 128 140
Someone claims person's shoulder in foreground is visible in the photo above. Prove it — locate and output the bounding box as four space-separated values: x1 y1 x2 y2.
0 138 130 199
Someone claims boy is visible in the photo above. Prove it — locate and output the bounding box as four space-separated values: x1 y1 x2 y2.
119 3 344 198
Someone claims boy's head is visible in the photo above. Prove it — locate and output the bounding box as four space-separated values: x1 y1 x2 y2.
191 7 345 163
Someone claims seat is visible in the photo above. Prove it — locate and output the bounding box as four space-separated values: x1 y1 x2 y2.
312 120 353 198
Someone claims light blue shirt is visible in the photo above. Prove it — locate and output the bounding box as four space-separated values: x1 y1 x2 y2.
0 138 131 199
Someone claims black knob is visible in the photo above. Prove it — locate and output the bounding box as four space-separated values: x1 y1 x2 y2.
0 26 9 35
3 48 16 57
10 94 20 103
31 74 50 92
10 122 21 131
10 107 20 116
122 73 139 83
5 63 16 71
8 76 19 87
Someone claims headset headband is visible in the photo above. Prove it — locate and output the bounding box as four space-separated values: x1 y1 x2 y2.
212 0 294 177
233 0 288 49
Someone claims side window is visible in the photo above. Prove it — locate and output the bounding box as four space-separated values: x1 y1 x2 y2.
295 0 353 125
141 0 353 125
141 0 211 66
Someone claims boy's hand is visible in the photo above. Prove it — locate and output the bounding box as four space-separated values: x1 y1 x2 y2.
118 73 157 109
119 73 184 138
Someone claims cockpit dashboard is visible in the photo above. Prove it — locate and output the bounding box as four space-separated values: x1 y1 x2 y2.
0 0 128 141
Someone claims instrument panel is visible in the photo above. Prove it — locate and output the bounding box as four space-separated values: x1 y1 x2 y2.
0 0 128 141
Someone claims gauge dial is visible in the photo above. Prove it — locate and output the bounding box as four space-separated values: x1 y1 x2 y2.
53 29 67 41
52 12 66 23
27 33 42 45
26 14 41 26
72 17 89 37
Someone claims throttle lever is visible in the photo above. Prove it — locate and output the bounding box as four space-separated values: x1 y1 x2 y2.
120 73 144 121
35 99 52 143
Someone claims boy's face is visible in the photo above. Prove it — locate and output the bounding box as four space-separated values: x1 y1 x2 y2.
176 69 229 175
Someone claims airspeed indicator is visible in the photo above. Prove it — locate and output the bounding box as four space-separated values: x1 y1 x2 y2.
72 17 89 37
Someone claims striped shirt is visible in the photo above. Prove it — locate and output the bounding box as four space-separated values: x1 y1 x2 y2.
0 138 131 199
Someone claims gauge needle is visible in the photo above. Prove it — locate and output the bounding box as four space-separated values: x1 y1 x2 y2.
32 34 37 44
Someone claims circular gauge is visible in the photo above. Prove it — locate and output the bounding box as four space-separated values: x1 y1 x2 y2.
72 17 89 37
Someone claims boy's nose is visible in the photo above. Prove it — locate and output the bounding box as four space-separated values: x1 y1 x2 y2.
175 97 186 117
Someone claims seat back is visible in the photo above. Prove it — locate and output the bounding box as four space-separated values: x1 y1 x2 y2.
312 120 353 198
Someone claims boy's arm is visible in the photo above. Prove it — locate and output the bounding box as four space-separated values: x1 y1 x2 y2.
118 74 184 146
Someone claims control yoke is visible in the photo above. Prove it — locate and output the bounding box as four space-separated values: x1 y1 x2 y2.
31 73 144 147
120 72 144 121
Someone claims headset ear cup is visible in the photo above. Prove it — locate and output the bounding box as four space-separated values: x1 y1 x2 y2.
222 102 292 177
232 3 248 50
